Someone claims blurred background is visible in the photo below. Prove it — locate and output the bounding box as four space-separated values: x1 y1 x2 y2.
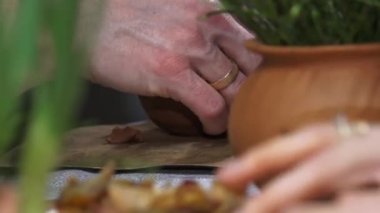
79 82 147 125
20 82 148 130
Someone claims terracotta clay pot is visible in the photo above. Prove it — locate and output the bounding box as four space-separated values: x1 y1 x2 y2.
139 96 203 136
229 40 380 154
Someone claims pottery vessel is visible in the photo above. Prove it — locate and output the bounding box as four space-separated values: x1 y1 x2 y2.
229 40 380 154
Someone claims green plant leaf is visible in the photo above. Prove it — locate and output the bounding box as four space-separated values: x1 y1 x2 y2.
221 0 380 45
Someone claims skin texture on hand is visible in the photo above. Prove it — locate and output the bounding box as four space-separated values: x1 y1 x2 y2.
217 124 380 213
89 0 262 135
0 186 17 213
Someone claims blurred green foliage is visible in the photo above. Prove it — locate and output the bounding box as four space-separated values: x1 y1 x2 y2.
221 0 380 45
0 0 91 212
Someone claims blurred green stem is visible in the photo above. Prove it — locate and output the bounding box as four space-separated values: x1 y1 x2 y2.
20 110 60 213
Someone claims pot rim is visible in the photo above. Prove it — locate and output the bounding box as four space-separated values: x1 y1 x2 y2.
245 39 380 56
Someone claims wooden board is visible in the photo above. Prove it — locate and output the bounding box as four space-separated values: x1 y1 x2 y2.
0 121 233 170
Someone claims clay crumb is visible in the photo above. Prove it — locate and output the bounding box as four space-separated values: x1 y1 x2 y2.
106 126 143 144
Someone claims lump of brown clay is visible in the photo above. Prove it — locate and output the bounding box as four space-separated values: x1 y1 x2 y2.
139 96 203 136
106 126 143 144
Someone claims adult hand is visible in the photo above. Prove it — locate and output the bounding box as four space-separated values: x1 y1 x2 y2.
217 124 380 213
0 186 17 213
89 0 261 135
284 190 380 213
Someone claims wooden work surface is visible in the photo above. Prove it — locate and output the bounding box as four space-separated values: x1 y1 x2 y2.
0 121 232 170
59 121 232 170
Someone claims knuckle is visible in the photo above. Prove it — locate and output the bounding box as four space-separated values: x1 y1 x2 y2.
179 28 204 46
151 53 189 78
170 26 210 54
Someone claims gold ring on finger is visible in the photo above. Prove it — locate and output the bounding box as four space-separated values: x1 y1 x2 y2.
210 63 239 91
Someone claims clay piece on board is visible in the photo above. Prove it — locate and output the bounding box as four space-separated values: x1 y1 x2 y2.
106 126 143 144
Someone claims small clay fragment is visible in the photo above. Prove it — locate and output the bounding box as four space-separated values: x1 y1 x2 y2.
106 126 142 144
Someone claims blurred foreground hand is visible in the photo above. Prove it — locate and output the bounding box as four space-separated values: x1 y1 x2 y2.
0 186 17 213
218 124 380 213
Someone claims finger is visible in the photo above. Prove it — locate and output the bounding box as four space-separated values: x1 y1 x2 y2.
335 165 380 191
217 124 338 189
283 202 339 213
217 36 262 75
0 186 17 213
168 68 228 135
337 190 380 213
202 12 254 41
201 13 262 75
245 128 380 213
216 14 262 75
191 46 246 105
283 190 380 213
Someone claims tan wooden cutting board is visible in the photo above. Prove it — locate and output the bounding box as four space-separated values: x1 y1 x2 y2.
1 121 233 170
